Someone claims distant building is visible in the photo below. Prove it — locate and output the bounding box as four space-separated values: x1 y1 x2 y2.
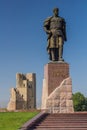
7 73 36 110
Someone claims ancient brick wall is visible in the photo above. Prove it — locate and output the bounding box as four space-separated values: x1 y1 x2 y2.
7 73 36 110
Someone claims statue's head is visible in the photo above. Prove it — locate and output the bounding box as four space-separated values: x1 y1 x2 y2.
53 8 59 16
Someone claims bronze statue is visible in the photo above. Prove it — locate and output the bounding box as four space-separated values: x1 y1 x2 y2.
44 8 67 61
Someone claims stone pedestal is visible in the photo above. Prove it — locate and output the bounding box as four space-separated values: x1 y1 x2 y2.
41 62 74 113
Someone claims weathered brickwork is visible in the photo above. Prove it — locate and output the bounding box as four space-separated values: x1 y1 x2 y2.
7 73 36 110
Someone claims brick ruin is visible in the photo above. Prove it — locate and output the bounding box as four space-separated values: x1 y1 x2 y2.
7 73 36 110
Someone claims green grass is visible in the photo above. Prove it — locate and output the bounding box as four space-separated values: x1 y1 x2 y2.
0 111 39 130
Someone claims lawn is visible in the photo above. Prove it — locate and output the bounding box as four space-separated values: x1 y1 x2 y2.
0 111 39 130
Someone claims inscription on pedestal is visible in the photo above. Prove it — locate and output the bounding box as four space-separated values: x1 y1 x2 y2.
52 70 69 78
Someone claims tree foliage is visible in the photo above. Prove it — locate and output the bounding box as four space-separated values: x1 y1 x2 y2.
73 92 87 111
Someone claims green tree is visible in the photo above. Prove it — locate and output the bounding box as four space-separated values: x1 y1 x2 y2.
84 97 87 111
73 92 85 111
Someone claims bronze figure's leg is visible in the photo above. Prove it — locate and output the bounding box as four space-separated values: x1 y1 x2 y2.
50 48 55 61
58 37 64 61
47 39 52 61
55 48 58 61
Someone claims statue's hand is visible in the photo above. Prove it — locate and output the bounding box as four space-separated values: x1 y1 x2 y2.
47 30 52 34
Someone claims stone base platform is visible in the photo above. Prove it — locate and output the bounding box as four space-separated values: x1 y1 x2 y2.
41 62 74 113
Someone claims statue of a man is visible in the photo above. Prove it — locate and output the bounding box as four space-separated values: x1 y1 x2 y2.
44 8 67 61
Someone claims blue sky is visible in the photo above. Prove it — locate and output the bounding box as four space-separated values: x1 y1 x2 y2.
0 0 87 107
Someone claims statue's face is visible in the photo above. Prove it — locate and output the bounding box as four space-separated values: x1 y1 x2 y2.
54 10 58 16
